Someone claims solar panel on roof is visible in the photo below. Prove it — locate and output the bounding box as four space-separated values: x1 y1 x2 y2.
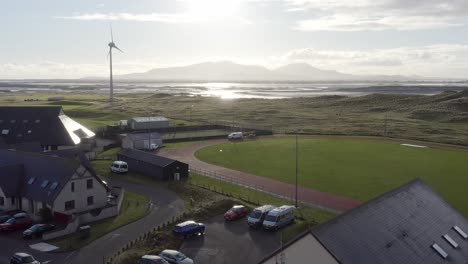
1 129 9 135
431 243 448 259
454 226 468 239
28 177 36 184
443 234 458 248
35 120 40 123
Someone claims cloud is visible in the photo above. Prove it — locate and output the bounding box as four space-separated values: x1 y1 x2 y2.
285 0 468 31
280 44 468 77
56 13 202 23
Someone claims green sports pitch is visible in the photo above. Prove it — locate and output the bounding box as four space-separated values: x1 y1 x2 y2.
195 137 468 217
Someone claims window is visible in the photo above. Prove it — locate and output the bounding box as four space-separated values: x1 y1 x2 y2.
71 182 75 192
431 243 448 259
41 180 49 188
65 200 75 211
86 179 93 189
0 197 4 206
35 119 40 123
28 177 36 185
1 129 9 135
87 196 94 206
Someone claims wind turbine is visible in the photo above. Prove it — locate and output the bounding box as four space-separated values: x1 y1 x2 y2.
108 26 123 102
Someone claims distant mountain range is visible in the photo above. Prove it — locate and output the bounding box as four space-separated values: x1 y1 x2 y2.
112 61 421 81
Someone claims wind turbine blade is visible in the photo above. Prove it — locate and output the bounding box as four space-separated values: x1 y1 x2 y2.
110 24 114 42
107 49 111 59
114 46 123 53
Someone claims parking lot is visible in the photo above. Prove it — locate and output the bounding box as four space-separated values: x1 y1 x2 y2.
180 215 280 264
0 230 63 264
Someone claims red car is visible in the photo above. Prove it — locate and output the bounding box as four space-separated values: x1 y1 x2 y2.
224 205 248 221
0 213 33 232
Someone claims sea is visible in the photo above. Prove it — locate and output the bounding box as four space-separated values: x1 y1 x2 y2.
0 80 467 99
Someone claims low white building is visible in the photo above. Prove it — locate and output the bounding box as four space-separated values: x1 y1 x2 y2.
121 132 163 150
128 116 169 130
0 149 110 225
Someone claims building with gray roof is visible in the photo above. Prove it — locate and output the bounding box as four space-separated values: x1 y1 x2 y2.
260 179 468 264
0 149 108 224
128 116 169 130
0 106 95 151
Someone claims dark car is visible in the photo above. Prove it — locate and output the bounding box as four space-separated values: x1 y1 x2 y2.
0 213 33 232
10 252 40 264
224 205 248 221
22 224 55 239
172 221 205 238
0 210 25 224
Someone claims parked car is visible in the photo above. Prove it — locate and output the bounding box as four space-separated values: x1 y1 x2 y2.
159 250 193 264
22 224 56 239
138 255 169 264
224 205 248 221
262 205 295 230
247 205 276 228
0 213 33 232
110 161 128 173
0 210 25 224
172 220 205 238
228 132 243 140
10 252 40 264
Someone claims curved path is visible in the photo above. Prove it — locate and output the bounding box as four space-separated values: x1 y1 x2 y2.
159 138 363 213
64 178 184 264
159 135 468 214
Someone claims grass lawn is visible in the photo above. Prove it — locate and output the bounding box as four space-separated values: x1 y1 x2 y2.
50 191 149 251
195 138 468 217
97 147 122 159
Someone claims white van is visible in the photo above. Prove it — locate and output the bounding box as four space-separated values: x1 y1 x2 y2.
228 132 243 140
247 205 276 228
262 205 295 230
110 161 128 174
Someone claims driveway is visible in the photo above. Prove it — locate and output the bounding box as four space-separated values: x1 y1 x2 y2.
64 178 184 264
0 178 184 264
180 215 280 264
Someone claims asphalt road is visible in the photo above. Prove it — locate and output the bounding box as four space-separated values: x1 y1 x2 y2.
0 178 184 264
180 215 280 264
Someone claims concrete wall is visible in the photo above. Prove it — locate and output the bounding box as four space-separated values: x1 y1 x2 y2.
262 233 338 264
52 167 108 215
43 217 80 240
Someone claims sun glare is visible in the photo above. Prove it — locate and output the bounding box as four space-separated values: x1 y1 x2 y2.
185 0 239 18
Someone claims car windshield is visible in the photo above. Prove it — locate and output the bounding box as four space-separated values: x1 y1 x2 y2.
250 210 262 219
174 253 186 261
5 218 15 224
29 224 42 231
122 165 128 169
22 256 35 262
265 215 278 222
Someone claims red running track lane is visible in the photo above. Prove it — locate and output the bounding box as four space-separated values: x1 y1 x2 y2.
158 139 362 213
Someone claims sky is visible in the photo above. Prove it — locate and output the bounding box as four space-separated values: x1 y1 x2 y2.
1 0 468 79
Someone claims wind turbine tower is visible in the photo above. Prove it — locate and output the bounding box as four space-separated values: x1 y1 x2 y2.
108 27 123 102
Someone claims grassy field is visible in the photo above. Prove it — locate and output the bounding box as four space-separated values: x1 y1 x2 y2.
1 91 468 144
195 138 468 217
51 191 149 251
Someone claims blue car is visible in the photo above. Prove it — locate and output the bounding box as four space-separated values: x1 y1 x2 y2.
172 221 205 238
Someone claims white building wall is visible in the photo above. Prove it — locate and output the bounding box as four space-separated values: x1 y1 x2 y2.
0 187 16 211
52 171 107 215
263 233 338 264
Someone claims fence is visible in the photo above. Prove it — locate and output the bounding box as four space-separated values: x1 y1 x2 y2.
189 168 340 214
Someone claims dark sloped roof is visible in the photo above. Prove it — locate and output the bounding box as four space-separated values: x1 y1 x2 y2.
0 149 80 205
0 164 23 197
118 148 177 167
312 179 468 264
0 106 74 146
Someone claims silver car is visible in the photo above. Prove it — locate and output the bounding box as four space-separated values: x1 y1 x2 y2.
159 249 193 264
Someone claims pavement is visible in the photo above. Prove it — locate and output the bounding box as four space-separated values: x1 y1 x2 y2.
180 215 280 264
0 177 184 264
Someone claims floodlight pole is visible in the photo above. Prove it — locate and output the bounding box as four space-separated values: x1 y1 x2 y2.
295 131 298 208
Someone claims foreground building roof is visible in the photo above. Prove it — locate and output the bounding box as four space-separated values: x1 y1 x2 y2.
312 179 468 264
